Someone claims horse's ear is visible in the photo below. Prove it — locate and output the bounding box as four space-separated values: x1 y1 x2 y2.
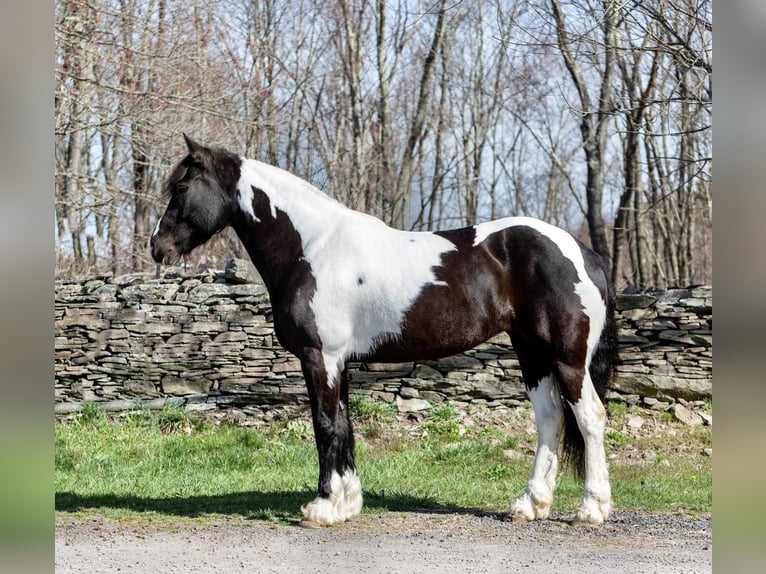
183 133 203 154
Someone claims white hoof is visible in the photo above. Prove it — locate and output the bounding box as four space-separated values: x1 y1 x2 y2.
300 470 364 526
571 495 611 527
509 490 552 522
300 497 340 526
340 470 363 520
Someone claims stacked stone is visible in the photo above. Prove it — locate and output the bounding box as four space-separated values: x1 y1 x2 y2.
610 286 712 404
55 264 712 416
55 269 306 416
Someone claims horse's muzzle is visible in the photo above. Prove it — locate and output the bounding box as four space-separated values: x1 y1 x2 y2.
150 234 180 265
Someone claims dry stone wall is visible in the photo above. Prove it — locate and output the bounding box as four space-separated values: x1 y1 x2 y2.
55 267 712 416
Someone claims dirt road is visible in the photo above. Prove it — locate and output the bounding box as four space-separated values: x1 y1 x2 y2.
55 510 711 573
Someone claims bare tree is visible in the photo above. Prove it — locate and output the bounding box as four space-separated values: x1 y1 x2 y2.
54 0 711 286
549 0 619 263
390 0 448 229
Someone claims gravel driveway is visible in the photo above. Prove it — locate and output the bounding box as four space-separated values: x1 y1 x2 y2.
56 510 711 573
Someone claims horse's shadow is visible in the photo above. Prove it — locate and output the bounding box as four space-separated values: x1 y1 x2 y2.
55 490 504 524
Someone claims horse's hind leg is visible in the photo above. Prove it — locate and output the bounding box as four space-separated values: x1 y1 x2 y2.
299 350 362 526
508 335 564 521
554 361 611 526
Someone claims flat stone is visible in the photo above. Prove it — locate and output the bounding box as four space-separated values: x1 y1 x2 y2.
161 376 213 395
411 364 443 380
54 402 82 414
396 396 431 413
100 399 139 412
671 404 703 426
364 362 414 372
626 414 644 429
434 355 483 371
124 380 159 397
419 391 445 404
615 293 657 310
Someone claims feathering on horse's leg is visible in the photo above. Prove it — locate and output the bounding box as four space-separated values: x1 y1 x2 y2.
509 373 564 521
337 367 363 520
568 373 611 526
556 361 612 527
507 333 562 522
299 352 362 527
299 350 343 526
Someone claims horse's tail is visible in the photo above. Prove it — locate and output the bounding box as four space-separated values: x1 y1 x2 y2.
562 279 618 479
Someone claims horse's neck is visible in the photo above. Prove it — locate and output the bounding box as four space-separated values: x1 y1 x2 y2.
232 158 348 291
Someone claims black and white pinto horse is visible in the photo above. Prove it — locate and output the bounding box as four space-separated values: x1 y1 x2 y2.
151 135 618 527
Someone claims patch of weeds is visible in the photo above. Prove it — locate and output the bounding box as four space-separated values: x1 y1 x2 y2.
123 409 154 429
606 429 630 448
607 401 627 420
428 403 459 423
155 405 200 434
477 427 504 442
350 396 395 424
72 401 106 427
281 419 314 442
502 436 520 450
357 423 384 440
422 404 463 442
693 426 712 446
660 411 674 423
54 437 77 472
243 428 267 449
432 443 492 465
485 464 511 481
422 420 462 442
350 397 397 440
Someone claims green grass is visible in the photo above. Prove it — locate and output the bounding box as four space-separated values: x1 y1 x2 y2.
55 404 712 525
349 396 396 439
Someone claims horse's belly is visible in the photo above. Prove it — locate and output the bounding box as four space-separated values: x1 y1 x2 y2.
359 297 509 363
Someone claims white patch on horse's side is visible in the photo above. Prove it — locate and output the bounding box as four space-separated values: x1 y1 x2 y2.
308 222 456 384
236 158 457 383
510 375 563 521
473 217 606 362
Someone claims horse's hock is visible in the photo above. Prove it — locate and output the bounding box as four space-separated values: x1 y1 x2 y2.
55 264 712 416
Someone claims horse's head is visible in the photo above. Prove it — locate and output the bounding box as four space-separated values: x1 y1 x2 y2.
151 134 241 265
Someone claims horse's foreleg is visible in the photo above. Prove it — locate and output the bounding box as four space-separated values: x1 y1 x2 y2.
509 374 564 521
336 366 363 518
300 352 362 526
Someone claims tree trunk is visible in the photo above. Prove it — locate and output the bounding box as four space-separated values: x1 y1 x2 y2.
392 0 448 229
550 0 618 265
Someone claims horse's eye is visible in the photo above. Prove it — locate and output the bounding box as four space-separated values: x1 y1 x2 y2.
175 182 189 193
